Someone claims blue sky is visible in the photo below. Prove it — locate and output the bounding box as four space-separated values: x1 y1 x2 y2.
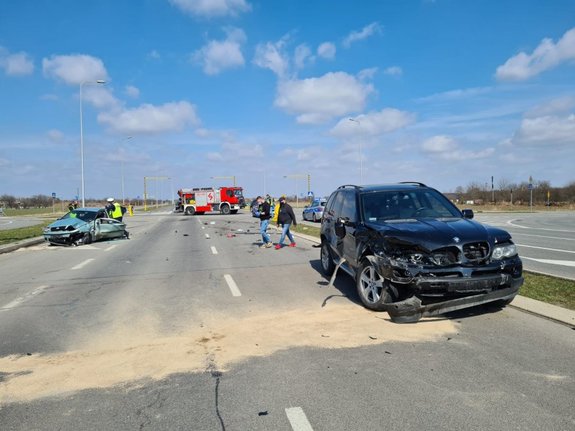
1 0 574 201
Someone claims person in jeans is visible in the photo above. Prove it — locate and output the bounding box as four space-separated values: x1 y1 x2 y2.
275 195 297 249
257 196 273 248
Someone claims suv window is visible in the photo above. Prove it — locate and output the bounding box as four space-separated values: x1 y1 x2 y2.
327 191 345 217
340 190 358 222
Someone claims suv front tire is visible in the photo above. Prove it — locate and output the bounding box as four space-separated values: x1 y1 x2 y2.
356 258 395 311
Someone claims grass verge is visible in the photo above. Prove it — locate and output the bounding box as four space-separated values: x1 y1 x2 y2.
521 272 575 311
0 221 52 246
292 223 321 238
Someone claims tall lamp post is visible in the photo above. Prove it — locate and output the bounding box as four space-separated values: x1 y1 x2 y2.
348 118 363 184
117 136 133 204
80 79 106 207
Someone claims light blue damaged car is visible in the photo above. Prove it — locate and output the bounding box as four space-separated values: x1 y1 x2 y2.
43 207 128 246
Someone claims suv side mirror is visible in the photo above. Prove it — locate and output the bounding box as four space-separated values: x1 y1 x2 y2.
338 217 356 227
462 209 474 219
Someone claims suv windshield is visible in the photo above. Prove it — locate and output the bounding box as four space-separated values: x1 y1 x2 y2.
361 189 461 222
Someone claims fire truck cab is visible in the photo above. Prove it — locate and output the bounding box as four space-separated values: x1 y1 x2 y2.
178 187 245 215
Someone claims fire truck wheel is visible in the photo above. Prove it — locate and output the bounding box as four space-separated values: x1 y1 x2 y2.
221 205 231 215
230 210 238 214
185 207 195 215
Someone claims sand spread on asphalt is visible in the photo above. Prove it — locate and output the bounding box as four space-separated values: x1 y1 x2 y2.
0 302 457 403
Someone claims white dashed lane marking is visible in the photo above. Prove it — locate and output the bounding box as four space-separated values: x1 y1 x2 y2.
105 244 118 252
0 285 49 312
516 244 575 255
223 274 241 297
205 234 210 239
211 246 218 255
71 258 95 270
285 407 314 431
521 257 575 267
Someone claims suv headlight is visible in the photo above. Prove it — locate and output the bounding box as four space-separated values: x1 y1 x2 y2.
492 243 517 260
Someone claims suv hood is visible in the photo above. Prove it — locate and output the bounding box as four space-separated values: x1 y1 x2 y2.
369 218 511 252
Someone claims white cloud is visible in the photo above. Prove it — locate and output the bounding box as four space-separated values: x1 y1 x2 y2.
317 42 336 59
524 96 575 118
416 86 492 103
343 22 383 48
496 27 575 81
512 114 575 146
147 50 161 60
0 47 34 76
207 152 223 162
125 85 140 98
422 135 458 153
253 37 290 78
358 67 378 80
82 86 120 109
383 66 402 76
331 108 415 138
47 129 64 141
42 54 109 85
294 44 314 69
274 72 374 124
193 27 246 75
169 0 251 17
98 101 200 135
421 135 494 161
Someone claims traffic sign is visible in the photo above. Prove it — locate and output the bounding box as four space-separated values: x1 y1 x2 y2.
528 183 533 190
307 191 314 197
51 192 56 198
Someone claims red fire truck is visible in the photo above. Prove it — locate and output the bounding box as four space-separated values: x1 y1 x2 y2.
177 186 245 215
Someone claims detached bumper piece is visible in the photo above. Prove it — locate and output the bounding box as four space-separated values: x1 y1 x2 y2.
386 279 522 323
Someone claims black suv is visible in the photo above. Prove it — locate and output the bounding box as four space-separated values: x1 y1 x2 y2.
320 183 523 322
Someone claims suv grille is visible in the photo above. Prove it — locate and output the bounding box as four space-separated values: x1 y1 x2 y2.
430 247 460 266
463 242 489 262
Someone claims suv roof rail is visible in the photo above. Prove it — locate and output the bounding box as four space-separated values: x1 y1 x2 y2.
337 184 361 190
398 181 427 187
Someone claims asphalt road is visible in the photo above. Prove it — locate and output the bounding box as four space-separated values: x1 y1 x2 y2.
297 210 575 280
0 211 574 430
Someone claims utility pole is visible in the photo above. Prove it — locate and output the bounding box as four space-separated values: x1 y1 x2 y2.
143 176 169 211
284 173 309 208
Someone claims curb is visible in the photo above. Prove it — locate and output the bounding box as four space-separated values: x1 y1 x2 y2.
288 230 574 328
0 237 45 255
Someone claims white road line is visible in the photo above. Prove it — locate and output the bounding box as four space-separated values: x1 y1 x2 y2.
205 233 210 239
512 232 575 241
105 244 118 252
285 407 314 431
516 243 575 254
202 226 205 230
0 285 49 312
71 258 95 270
521 257 575 267
507 219 575 233
197 217 202 224
211 246 218 255
223 274 241 297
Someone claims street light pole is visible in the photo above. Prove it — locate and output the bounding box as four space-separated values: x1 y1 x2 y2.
348 118 363 184
79 79 106 207
117 136 133 205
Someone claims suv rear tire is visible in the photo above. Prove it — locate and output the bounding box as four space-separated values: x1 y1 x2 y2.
320 242 335 276
356 258 395 311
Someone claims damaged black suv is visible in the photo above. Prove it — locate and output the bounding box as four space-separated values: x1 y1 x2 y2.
320 183 523 322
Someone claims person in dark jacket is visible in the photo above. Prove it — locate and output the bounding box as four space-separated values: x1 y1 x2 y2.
257 196 273 248
275 195 297 249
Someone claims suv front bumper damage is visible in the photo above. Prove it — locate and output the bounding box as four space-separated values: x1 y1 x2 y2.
386 280 522 323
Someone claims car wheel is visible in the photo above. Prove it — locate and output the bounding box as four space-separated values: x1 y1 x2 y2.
312 213 317 222
82 232 93 245
185 207 195 215
320 242 335 276
356 258 395 311
221 205 231 215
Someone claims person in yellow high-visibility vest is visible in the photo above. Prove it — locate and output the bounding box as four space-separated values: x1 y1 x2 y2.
106 197 124 221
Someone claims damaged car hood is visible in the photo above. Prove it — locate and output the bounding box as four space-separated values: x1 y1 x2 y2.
48 218 89 229
368 218 511 252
